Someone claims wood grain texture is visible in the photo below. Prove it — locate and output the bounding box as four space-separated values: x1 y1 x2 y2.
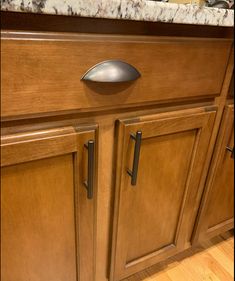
126 130 197 263
1 155 78 281
1 126 78 167
1 31 232 118
123 233 234 281
1 125 98 281
110 107 216 281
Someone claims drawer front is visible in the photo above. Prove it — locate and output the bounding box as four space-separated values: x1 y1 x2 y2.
1 32 232 118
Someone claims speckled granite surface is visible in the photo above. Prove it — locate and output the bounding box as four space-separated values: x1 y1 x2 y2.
1 0 234 26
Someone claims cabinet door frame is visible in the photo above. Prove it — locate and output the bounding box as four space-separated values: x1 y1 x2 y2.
192 104 234 243
1 124 98 281
110 107 216 281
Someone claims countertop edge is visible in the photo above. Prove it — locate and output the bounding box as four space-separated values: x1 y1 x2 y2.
1 0 234 27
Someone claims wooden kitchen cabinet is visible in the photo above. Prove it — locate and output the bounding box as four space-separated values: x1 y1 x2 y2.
1 125 97 281
1 12 234 281
110 107 216 281
193 104 234 242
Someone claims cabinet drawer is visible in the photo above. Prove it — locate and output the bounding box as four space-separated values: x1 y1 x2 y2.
1 32 232 118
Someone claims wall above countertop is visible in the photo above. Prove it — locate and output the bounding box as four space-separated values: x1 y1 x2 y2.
0 0 234 27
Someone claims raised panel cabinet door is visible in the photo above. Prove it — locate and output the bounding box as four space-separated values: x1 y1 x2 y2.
110 107 216 281
1 125 98 281
193 104 234 241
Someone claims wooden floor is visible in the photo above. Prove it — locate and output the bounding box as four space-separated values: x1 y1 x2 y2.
125 232 234 281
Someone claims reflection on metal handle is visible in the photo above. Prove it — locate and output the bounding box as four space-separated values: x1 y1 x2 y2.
226 146 234 159
84 140 95 199
127 131 142 186
81 60 141 83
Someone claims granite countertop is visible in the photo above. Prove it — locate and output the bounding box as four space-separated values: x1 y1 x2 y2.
1 0 234 27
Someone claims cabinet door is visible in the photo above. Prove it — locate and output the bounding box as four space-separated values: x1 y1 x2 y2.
1 126 97 281
110 107 216 281
193 105 234 242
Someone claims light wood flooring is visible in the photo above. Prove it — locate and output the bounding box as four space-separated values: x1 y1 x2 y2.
124 232 234 281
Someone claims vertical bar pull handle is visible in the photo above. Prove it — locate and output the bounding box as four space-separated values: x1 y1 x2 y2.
226 146 234 159
127 131 142 186
84 140 95 199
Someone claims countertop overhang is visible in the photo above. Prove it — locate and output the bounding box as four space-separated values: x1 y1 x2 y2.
1 0 234 27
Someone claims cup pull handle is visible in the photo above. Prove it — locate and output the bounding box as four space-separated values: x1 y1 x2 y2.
81 60 141 83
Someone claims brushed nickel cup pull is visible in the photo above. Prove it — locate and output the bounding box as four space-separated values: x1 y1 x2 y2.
84 140 95 199
81 60 141 83
127 131 142 186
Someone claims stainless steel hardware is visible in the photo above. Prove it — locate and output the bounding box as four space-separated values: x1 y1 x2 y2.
84 140 95 199
226 146 234 159
127 131 142 186
81 60 141 83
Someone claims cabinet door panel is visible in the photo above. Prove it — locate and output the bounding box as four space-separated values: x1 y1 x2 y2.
1 126 97 281
110 107 216 281
2 155 77 281
126 130 197 263
207 132 234 229
193 104 234 241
